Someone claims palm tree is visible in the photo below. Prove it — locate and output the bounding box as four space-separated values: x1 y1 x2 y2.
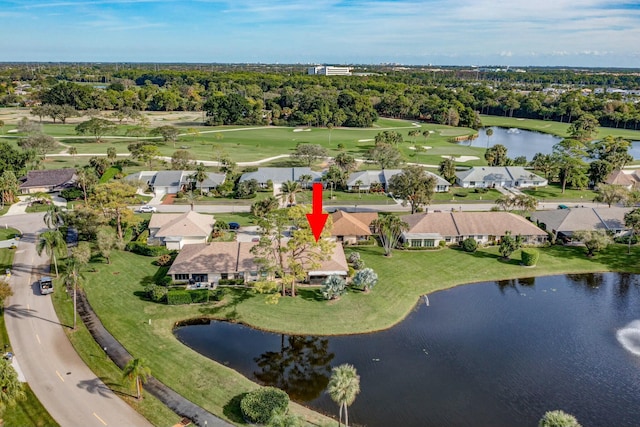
184 190 198 211
624 208 640 255
62 258 84 329
495 195 515 211
371 215 409 257
327 364 360 427
122 358 151 400
43 204 64 230
486 128 494 148
68 146 78 160
279 180 302 206
355 179 364 198
190 162 208 194
0 359 26 413
514 194 538 213
299 174 313 190
107 147 117 164
36 229 67 277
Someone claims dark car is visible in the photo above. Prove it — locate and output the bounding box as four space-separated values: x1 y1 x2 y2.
228 222 240 230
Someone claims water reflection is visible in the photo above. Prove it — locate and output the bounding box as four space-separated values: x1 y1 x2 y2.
254 335 334 401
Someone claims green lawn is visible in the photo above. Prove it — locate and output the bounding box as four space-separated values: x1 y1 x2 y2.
51 280 181 427
0 206 9 217
0 249 59 427
522 184 598 202
481 115 640 141
24 204 52 214
433 188 503 202
0 227 19 241
66 243 640 425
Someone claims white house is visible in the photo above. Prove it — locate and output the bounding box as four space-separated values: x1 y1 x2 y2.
125 170 225 196
347 170 450 193
456 167 547 189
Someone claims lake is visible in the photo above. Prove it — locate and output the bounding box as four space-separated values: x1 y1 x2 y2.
466 127 640 160
174 273 640 427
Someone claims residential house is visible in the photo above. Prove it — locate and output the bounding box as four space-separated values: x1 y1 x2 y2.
530 207 631 241
456 167 547 189
167 241 348 285
401 211 548 247
239 167 323 188
604 170 640 190
125 170 225 196
148 211 215 250
19 168 76 194
346 170 450 193
330 210 378 244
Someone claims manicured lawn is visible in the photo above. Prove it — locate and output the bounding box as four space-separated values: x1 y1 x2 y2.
433 188 503 202
0 205 9 217
214 212 259 227
0 227 19 241
481 115 640 141
51 280 181 427
70 244 640 425
0 248 13 273
522 184 598 202
24 204 51 213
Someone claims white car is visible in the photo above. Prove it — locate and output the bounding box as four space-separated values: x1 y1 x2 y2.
139 205 157 213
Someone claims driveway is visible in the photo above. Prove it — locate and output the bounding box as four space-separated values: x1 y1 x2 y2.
3 213 152 427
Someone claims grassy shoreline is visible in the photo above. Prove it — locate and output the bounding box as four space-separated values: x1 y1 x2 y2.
56 243 640 425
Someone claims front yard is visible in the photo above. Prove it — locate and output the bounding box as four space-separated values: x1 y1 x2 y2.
54 243 640 425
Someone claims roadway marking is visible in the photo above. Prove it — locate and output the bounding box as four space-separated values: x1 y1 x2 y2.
93 412 107 425
35 334 41 344
55 370 65 382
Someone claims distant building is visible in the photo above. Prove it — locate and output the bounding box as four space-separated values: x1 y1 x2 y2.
455 167 547 189
308 66 352 76
125 170 225 196
19 168 76 194
347 170 450 193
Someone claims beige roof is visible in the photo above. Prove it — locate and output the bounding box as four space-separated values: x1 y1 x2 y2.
404 212 546 237
168 242 258 275
168 240 348 276
330 210 376 237
531 207 631 235
149 211 214 238
605 170 639 187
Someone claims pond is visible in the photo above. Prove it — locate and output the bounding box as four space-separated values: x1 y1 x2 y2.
174 273 640 427
466 127 640 160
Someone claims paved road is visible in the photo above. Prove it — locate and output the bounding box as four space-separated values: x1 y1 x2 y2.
3 213 152 427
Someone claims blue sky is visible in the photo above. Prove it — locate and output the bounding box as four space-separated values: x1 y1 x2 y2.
1 0 639 67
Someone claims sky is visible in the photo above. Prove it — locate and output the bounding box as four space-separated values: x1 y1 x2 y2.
1 0 640 67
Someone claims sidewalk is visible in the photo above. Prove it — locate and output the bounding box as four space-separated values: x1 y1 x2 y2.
76 292 233 427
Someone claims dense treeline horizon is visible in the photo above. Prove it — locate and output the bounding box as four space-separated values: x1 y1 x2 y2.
1 63 640 130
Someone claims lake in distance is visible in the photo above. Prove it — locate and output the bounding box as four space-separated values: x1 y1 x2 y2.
175 273 640 427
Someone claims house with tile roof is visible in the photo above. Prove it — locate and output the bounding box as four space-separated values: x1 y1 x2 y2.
455 167 547 189
530 207 631 241
125 170 225 196
19 168 76 194
401 211 547 248
167 241 348 285
148 211 215 249
330 210 378 244
604 170 640 190
346 169 450 193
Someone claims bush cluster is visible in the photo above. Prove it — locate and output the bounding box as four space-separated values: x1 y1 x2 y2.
240 387 290 424
166 289 220 305
156 254 173 267
521 249 540 266
461 237 478 253
125 242 169 257
218 278 245 286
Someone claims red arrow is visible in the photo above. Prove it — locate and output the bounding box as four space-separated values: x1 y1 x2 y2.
306 183 329 242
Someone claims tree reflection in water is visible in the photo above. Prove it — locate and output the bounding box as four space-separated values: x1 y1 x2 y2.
253 335 335 402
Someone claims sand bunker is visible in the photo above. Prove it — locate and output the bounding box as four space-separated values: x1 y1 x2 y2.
358 138 374 142
441 155 480 162
408 146 432 150
293 128 311 132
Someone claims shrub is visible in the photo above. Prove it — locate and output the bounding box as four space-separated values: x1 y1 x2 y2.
156 254 172 267
157 276 172 286
240 387 290 424
218 278 245 286
439 240 446 248
60 187 83 201
166 290 193 305
144 284 167 302
473 188 488 194
352 268 378 292
136 230 149 243
125 242 168 257
454 192 468 198
352 259 365 270
347 252 361 264
538 410 582 427
461 237 478 253
322 275 347 300
615 235 638 245
521 249 540 266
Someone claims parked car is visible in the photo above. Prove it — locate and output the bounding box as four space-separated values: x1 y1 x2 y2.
228 222 240 230
139 205 157 213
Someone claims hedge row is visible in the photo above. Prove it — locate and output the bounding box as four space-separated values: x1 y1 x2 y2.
125 242 169 257
166 289 224 305
521 249 540 266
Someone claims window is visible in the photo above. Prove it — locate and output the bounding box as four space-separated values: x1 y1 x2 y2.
411 240 422 247
221 273 228 280
193 274 208 282
423 239 435 247
174 274 189 281
445 237 451 243
470 181 476 187
249 271 258 277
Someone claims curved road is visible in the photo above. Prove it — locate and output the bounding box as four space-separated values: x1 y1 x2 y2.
3 213 151 427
